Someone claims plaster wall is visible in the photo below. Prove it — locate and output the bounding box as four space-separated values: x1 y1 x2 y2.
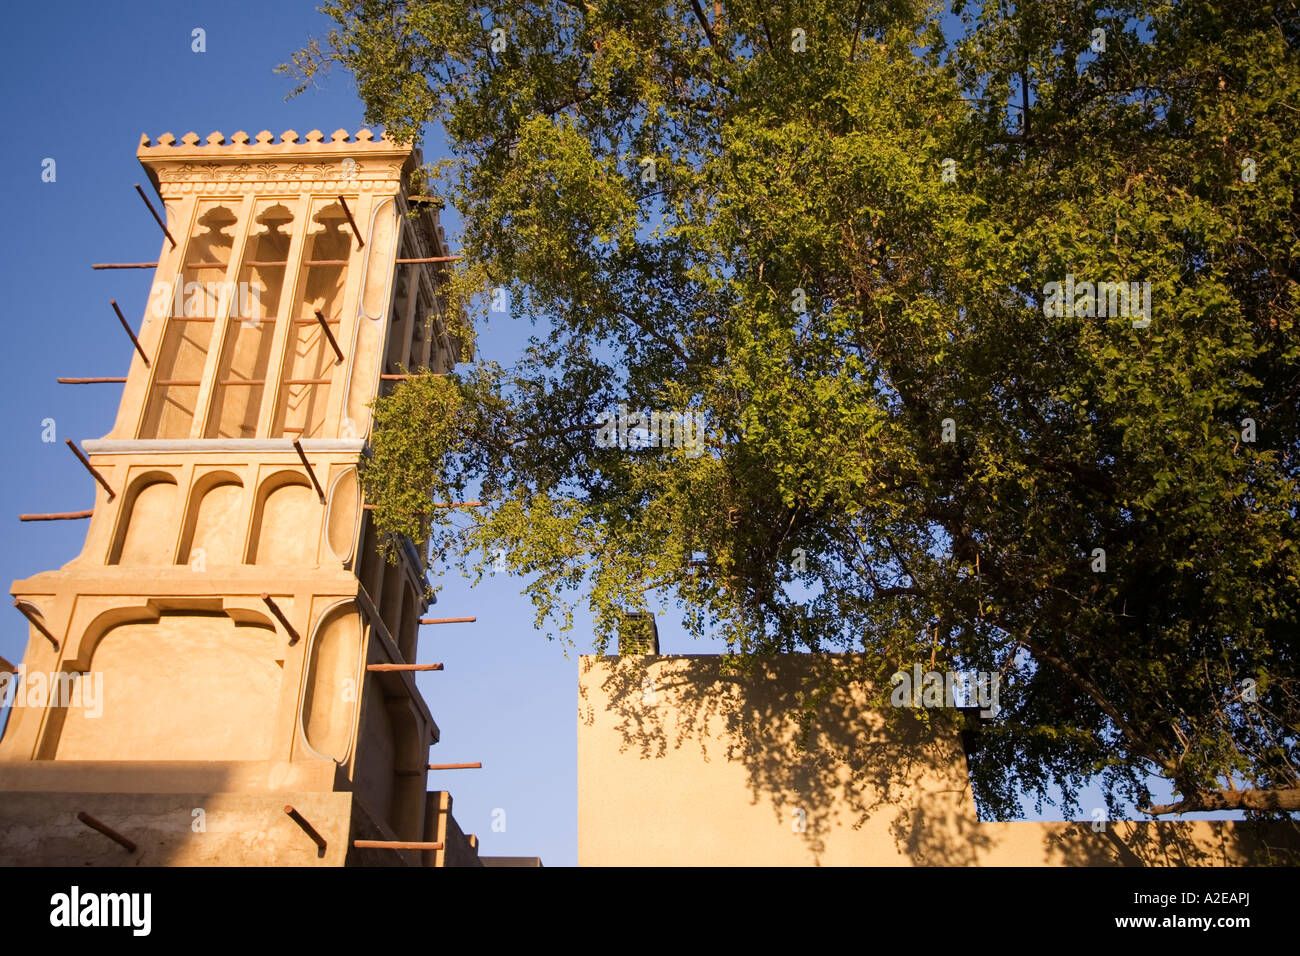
578 655 1300 866
0 791 353 866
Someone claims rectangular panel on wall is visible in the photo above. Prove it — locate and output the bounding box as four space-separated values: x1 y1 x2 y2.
272 197 353 439
140 200 240 439
206 201 297 438
383 266 414 384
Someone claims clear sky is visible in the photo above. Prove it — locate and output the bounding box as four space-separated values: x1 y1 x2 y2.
0 1 1236 870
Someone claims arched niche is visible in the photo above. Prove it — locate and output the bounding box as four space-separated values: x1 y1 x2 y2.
28 605 157 759
54 610 281 761
325 466 360 565
247 472 317 566
300 601 362 762
178 471 245 567
343 198 398 437
109 472 179 565
361 198 397 320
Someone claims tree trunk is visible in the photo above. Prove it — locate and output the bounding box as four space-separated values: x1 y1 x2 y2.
1147 789 1300 815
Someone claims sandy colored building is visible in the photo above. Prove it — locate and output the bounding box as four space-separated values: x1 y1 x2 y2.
579 653 1299 866
0 129 532 866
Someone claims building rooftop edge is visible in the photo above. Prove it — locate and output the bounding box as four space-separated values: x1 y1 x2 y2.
137 128 415 158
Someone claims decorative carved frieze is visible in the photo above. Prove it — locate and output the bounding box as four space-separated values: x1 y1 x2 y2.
139 129 413 198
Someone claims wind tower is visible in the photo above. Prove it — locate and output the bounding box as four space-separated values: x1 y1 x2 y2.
0 128 490 866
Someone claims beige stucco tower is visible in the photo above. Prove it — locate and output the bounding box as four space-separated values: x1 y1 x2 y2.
0 128 485 866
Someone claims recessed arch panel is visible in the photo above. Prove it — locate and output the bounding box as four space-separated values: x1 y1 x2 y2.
55 611 280 761
325 466 360 565
247 472 317 566
178 471 244 566
300 602 362 762
109 472 179 566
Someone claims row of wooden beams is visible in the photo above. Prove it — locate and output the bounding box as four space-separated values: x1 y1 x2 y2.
22 435 367 523
284 807 451 856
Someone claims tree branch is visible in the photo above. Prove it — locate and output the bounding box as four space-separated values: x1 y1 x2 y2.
1145 789 1300 815
849 0 866 62
992 616 1172 774
689 0 731 62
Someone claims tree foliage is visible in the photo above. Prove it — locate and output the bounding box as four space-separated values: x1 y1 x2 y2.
286 0 1300 820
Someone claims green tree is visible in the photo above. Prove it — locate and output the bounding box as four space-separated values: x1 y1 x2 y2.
285 0 1300 821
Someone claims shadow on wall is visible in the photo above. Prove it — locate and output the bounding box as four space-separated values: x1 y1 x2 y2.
579 653 984 865
578 654 1300 866
1034 819 1300 867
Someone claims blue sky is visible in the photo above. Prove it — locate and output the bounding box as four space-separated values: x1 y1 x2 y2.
0 1 1239 869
